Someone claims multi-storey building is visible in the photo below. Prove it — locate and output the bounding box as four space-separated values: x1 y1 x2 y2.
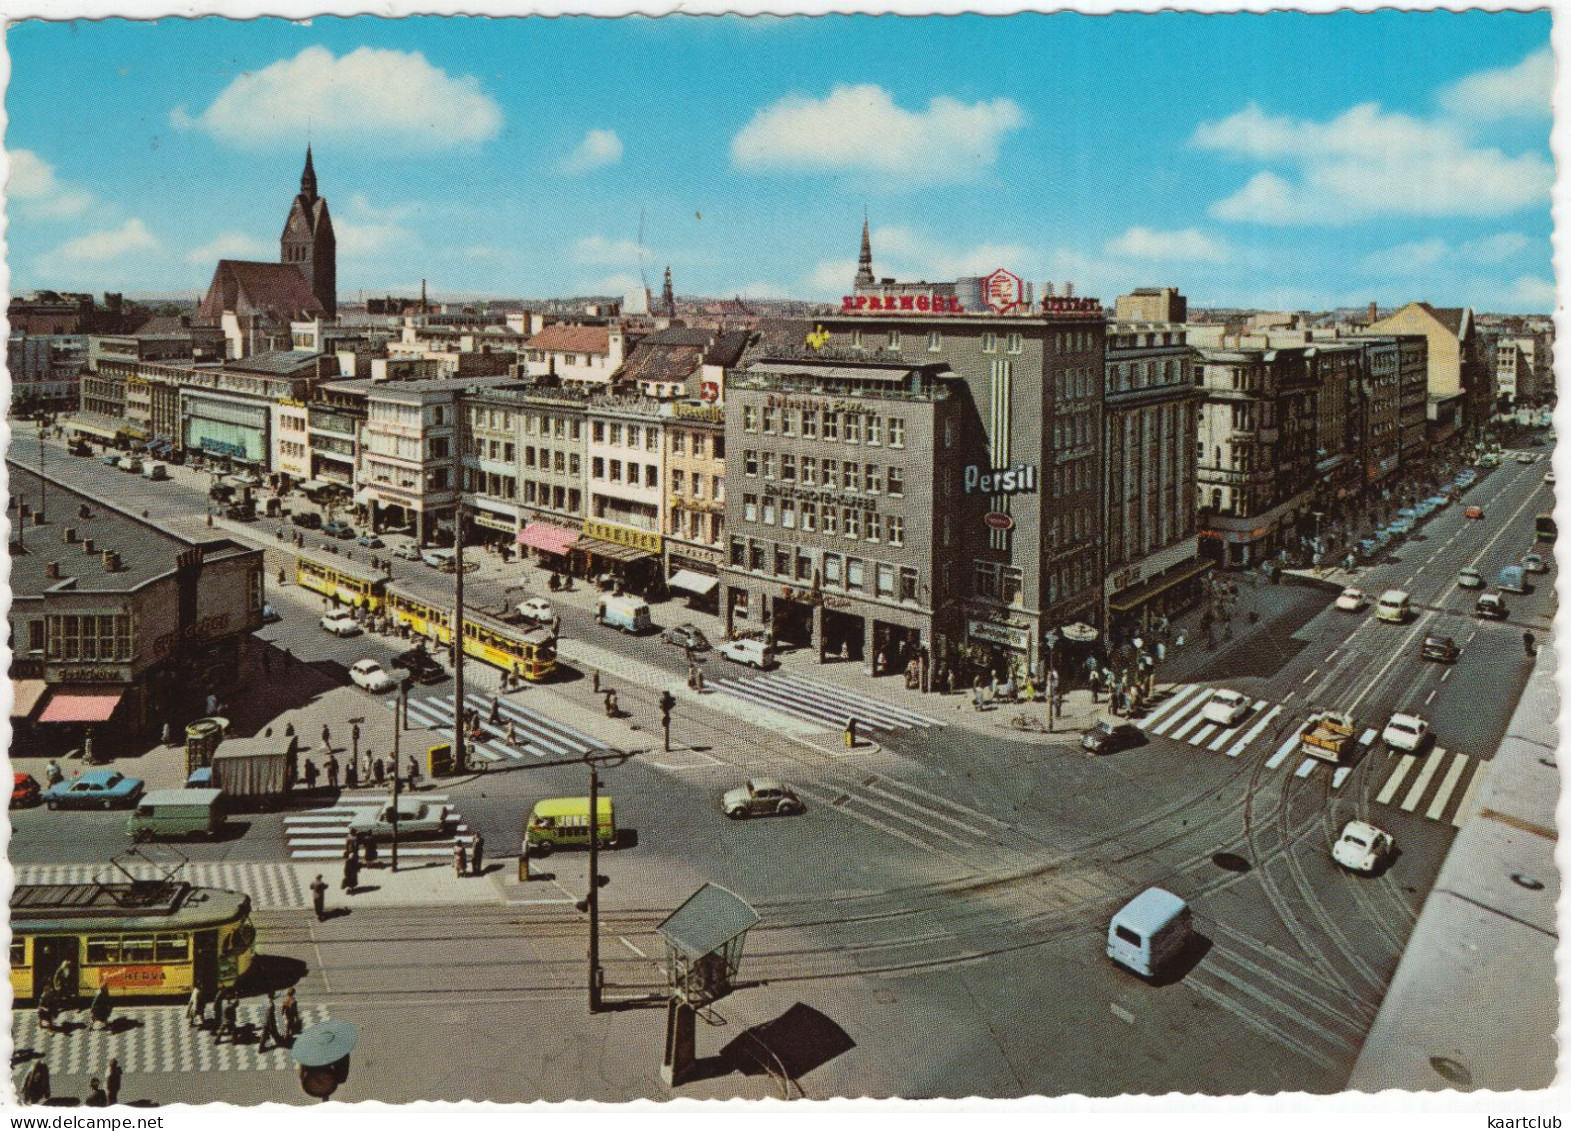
305 380 370 489
511 391 589 557
664 403 727 605
460 390 526 548
720 357 957 673
9 334 88 415
522 323 627 386
1310 343 1366 509
584 398 666 588
1114 287 1187 324
273 398 312 484
1346 336 1405 490
1196 345 1320 567
1102 323 1205 635
1366 302 1485 442
1494 333 1552 407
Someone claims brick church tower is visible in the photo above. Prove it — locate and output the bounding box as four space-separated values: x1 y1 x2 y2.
280 146 337 319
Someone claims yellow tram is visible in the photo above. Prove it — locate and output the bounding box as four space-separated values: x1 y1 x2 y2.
11 881 256 1000
385 584 557 682
295 550 389 612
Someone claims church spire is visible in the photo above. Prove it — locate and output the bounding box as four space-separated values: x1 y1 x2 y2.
660 266 676 317
855 213 874 288
300 145 318 203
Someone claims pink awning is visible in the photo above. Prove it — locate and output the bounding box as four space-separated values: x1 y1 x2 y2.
516 523 580 555
38 688 124 724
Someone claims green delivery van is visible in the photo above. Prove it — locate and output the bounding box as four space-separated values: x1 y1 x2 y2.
126 789 225 842
524 797 616 856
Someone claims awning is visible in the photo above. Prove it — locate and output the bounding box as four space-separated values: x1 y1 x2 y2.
1108 558 1215 613
69 420 120 440
37 687 125 724
578 536 655 564
517 523 580 555
11 680 48 720
669 569 719 596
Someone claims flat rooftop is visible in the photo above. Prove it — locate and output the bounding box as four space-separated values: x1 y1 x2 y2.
8 460 255 597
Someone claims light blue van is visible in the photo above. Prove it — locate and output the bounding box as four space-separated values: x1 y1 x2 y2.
595 594 652 635
1499 565 1527 594
1107 888 1193 977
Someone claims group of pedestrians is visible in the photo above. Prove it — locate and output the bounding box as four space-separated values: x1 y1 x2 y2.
18 1058 120 1107
185 984 302 1055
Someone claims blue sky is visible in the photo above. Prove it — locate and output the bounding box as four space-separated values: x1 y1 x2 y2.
6 11 1555 311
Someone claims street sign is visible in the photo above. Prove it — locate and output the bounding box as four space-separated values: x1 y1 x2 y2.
984 512 1015 531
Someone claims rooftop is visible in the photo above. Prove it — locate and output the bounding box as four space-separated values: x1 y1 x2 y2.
225 349 326 376
8 460 255 598
528 324 613 355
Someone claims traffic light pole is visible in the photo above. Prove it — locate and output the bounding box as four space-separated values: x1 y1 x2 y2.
587 756 603 1015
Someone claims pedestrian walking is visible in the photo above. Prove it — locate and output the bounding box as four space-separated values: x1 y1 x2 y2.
88 984 112 1031
342 852 361 895
489 697 501 725
1088 668 1102 703
373 757 386 787
36 991 55 1034
221 991 239 1044
106 1059 122 1105
362 832 379 867
310 874 328 921
84 1078 109 1107
326 752 339 789
507 720 519 746
52 958 75 996
1524 630 1537 656
21 1060 50 1105
407 755 421 792
454 839 468 877
344 830 359 862
303 759 319 790
346 758 359 790
471 831 485 876
281 988 302 1042
161 721 175 747
321 724 332 753
186 985 206 1030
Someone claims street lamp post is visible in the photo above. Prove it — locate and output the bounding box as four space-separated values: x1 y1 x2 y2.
587 757 603 1014
1042 630 1059 732
390 682 406 873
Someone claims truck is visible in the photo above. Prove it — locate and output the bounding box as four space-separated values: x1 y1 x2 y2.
594 593 651 635
208 747 293 809
1300 710 1358 764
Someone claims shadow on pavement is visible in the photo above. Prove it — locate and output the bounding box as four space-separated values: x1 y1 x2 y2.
720 1003 857 1085
1146 933 1214 988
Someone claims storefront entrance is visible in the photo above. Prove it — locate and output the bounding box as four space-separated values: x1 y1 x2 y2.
871 622 921 677
770 597 815 649
821 608 865 662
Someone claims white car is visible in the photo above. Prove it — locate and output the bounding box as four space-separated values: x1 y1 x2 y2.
1544 471 1556 486
349 659 396 693
320 609 362 637
1523 552 1549 574
1457 566 1485 589
1202 689 1252 727
1332 820 1395 873
348 800 451 840
517 597 555 624
1382 712 1430 753
1334 587 1367 612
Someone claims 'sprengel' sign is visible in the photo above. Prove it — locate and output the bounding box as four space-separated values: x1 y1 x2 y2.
842 294 965 313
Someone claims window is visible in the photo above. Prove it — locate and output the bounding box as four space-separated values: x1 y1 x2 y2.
824 553 842 584
743 406 759 433
801 501 816 532
888 329 902 350
569 454 580 475
781 499 797 529
982 331 998 354
801 457 818 486
762 498 777 525
1001 566 1024 606
866 512 881 542
1007 332 1023 354
900 567 918 602
672 469 685 495
750 542 766 571
797 551 813 581
823 505 839 536
730 537 746 566
847 558 865 589
553 451 566 473
761 452 776 479
844 508 861 539
974 561 999 600
887 515 904 546
821 458 836 488
627 425 641 448
888 418 905 448
781 454 797 482
876 564 895 597
645 464 658 488
774 547 791 576
823 412 839 441
670 432 685 456
647 429 659 452
762 407 776 434
712 435 725 459
801 411 818 440
781 410 796 437
866 416 883 446
744 450 759 476
608 460 622 483
845 415 862 444
927 331 942 353
887 467 904 497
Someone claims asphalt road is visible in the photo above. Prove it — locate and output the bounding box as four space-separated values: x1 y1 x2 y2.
10 436 1555 1099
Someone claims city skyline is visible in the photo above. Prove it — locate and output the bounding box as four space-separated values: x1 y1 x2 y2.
7 11 1554 311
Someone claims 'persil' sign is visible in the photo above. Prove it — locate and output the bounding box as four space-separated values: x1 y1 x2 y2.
841 293 965 314
964 463 1038 495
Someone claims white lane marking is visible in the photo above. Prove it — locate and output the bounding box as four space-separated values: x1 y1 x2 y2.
1359 728 1379 746
1451 761 1490 828
1283 690 1296 702
1188 723 1218 747
1226 705 1282 758
1332 767 1353 791
1426 754 1471 821
1302 670 1318 684
1376 755 1416 805
1467 631 1478 643
1208 702 1265 751
1441 668 1452 682
1425 689 1437 706
1400 749 1446 812
859 781 992 838
1266 733 1300 770
1327 648 1341 660
620 936 648 958
794 786 938 852
1294 758 1316 778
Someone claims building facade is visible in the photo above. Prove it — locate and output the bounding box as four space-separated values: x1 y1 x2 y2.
1115 288 1188 324
583 399 666 587
664 403 727 603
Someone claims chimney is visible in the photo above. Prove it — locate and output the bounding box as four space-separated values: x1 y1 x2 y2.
82 538 95 554
1368 301 1378 324
45 561 59 580
1045 282 1055 297
78 503 91 519
102 550 121 573
63 526 76 543
1065 282 1075 298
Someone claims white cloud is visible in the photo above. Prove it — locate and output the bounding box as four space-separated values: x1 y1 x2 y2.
1461 231 1532 262
8 149 92 218
43 219 157 264
806 258 860 295
732 84 1026 186
572 234 646 266
1359 231 1535 274
334 194 418 259
1194 102 1552 223
1106 226 1229 263
171 46 502 153
1502 274 1555 310
555 129 623 176
871 226 1032 278
185 231 273 265
1441 46 1553 120
578 273 645 297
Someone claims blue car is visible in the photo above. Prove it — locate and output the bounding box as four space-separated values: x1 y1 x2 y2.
45 769 145 811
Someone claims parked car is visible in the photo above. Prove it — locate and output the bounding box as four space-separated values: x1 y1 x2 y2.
717 637 775 669
1382 712 1431 753
1356 538 1380 559
721 778 805 819
663 624 711 651
1332 820 1395 873
392 543 424 561
44 769 145 811
1523 552 1549 574
1545 471 1556 487
1420 635 1461 663
323 519 355 540
1516 451 1537 464
516 597 555 624
208 482 236 502
1081 718 1145 755
12 773 41 808
422 548 457 571
230 471 262 487
320 609 362 637
223 502 256 522
348 799 451 840
355 533 385 549
1457 566 1485 589
101 453 121 466
1202 689 1253 727
1475 593 1508 620
1334 587 1368 612
394 646 447 684
291 511 323 530
349 658 397 693
1426 494 1451 510
1464 506 1485 520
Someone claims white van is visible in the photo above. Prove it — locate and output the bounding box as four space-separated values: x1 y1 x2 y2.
142 462 168 481
595 594 652 635
1107 888 1193 978
1375 589 1411 624
717 637 776 670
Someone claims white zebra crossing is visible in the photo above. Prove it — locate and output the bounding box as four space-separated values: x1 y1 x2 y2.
392 693 603 763
1371 748 1481 825
1135 684 1204 730
710 673 945 734
11 1003 331 1077
1132 686 1332 774
1225 705 1283 758
283 794 471 859
12 863 309 911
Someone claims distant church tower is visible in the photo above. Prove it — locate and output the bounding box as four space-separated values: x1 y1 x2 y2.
854 216 874 289
280 146 337 319
660 266 676 317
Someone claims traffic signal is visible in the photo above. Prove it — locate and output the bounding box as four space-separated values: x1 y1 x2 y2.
658 691 676 722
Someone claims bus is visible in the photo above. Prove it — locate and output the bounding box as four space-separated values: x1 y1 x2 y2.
386 584 557 682
1536 514 1557 543
11 881 255 1001
296 551 389 612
